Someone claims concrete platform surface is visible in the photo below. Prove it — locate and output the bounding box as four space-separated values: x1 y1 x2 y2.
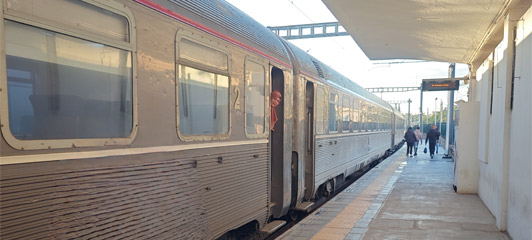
277 146 510 240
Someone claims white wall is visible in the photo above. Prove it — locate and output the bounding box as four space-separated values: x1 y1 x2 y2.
507 7 532 240
477 19 510 230
476 6 532 240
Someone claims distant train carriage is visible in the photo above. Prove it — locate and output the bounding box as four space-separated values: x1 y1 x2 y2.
0 0 404 239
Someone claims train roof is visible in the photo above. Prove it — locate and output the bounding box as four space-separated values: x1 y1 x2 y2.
154 0 394 112
283 40 393 111
150 0 292 67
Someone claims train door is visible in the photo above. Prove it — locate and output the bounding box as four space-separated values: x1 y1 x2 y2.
390 112 396 150
304 81 315 200
270 66 291 218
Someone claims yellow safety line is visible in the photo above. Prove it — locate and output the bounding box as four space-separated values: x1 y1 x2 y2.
310 156 403 240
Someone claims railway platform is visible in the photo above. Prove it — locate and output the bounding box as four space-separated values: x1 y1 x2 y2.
276 146 510 240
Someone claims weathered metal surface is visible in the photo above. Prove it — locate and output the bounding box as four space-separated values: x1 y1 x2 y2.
0 143 269 240
0 154 207 239
197 144 270 239
314 132 390 190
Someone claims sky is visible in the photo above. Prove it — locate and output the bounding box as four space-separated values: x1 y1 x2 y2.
225 0 470 118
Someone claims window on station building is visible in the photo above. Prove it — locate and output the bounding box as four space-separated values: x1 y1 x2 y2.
244 60 266 136
4 2 134 141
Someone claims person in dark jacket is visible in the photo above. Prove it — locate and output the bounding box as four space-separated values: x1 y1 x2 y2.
425 125 439 159
404 127 416 157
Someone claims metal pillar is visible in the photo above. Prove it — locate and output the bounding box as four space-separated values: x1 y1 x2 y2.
439 100 443 134
445 63 455 156
407 99 412 127
434 97 438 125
419 83 423 135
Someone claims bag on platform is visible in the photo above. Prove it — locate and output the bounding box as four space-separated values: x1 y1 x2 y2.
423 147 427 154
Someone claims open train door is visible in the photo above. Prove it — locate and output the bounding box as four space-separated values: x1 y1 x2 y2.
269 66 292 219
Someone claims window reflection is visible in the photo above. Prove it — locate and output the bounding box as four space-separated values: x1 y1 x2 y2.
179 65 229 135
5 21 133 140
245 61 266 135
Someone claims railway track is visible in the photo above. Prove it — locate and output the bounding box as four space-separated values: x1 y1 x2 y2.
217 143 403 240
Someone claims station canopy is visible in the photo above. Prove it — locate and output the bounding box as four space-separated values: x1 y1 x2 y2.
322 0 530 69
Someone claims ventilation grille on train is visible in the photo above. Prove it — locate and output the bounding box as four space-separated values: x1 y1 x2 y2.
311 60 325 79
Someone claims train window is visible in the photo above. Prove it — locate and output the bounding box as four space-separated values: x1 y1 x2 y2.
1 0 136 150
368 105 375 131
342 95 350 132
360 103 367 132
378 109 383 131
376 109 381 131
328 93 339 132
373 107 378 131
4 19 133 141
245 60 266 136
316 86 326 134
178 65 229 136
374 107 379 131
5 0 129 43
384 111 388 130
375 108 379 131
386 112 390 131
388 113 392 130
352 99 359 132
177 36 230 139
179 38 228 71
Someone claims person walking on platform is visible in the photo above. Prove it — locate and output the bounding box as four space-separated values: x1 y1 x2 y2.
425 125 439 159
414 126 422 156
435 127 441 154
404 127 416 157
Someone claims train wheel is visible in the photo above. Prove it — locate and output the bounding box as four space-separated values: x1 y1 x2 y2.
322 180 334 197
286 209 299 222
316 179 335 199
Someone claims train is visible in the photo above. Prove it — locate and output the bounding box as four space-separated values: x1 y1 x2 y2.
0 0 405 239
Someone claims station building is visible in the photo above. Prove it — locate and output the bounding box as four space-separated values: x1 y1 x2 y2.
324 0 531 239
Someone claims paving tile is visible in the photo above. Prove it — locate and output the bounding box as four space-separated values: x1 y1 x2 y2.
368 218 415 229
343 233 363 240
348 227 367 234
461 222 500 232
276 149 509 240
361 150 510 240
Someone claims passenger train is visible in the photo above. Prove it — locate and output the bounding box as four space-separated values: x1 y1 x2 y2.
0 0 405 239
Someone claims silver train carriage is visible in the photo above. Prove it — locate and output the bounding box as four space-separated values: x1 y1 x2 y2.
0 0 405 239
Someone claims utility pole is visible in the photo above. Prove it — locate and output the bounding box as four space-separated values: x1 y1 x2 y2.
439 100 443 133
407 99 412 127
434 97 438 125
444 63 456 157
427 107 429 129
419 83 423 135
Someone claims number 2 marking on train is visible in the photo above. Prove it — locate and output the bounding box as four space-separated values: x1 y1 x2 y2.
234 87 241 110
